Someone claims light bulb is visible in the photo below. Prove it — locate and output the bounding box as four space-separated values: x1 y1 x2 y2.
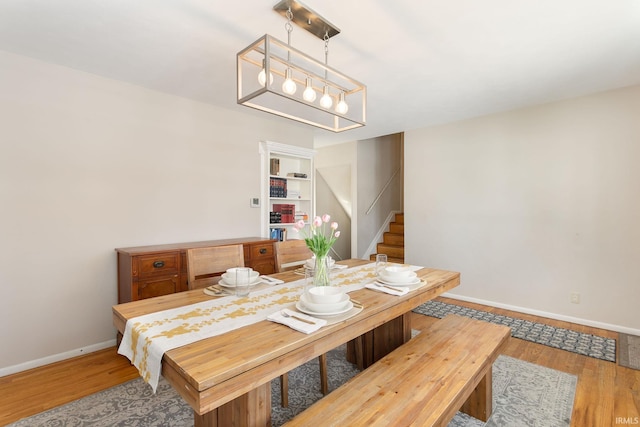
282 69 297 95
336 92 348 114
319 86 333 109
302 78 316 102
258 69 273 86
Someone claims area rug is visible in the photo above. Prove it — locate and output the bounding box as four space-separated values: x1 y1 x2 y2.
414 300 616 363
619 333 640 370
8 345 577 427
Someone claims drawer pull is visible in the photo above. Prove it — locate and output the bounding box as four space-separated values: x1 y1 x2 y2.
259 248 267 254
153 261 165 268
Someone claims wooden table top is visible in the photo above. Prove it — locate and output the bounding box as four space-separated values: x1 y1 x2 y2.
112 259 460 415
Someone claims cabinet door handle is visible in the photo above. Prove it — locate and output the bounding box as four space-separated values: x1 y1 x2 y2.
259 248 267 254
153 261 165 268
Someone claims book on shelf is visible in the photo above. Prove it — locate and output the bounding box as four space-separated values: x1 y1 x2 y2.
270 212 282 224
270 158 280 176
269 177 287 198
286 172 307 178
272 203 295 223
270 227 288 241
295 211 309 222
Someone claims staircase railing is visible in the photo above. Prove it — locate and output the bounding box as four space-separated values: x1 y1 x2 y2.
365 167 400 215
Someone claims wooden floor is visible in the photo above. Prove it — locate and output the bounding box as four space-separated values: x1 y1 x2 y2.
1 296 638 426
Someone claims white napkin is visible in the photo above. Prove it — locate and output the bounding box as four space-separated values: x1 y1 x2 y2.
260 275 285 285
365 282 409 296
267 309 327 334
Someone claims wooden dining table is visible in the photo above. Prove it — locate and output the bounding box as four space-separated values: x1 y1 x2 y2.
112 258 460 427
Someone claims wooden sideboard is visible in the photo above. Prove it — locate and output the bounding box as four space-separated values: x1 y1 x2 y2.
115 237 276 303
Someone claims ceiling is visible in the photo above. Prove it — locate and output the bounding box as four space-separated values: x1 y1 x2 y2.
1 0 639 146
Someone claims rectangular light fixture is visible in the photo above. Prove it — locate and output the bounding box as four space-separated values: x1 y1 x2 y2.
236 1 366 132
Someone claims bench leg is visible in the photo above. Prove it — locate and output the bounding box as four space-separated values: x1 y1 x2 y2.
461 366 493 422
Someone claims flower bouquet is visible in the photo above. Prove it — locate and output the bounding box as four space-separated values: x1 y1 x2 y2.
293 214 340 286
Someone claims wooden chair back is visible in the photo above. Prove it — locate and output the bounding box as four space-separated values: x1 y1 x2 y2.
186 244 244 290
274 240 312 273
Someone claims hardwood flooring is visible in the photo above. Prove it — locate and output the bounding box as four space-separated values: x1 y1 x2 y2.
1 296 638 426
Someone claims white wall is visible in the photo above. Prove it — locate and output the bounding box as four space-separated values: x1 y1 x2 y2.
405 85 640 333
316 141 357 256
0 50 313 374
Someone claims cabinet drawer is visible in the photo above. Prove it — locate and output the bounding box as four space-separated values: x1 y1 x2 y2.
250 259 275 275
137 276 179 300
250 243 274 260
137 252 180 277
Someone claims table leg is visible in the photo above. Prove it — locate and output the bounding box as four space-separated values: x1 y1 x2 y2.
347 313 412 369
194 381 272 427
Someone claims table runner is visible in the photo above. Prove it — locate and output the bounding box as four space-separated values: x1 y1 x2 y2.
118 262 421 392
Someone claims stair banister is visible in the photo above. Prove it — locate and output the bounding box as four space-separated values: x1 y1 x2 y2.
365 167 400 216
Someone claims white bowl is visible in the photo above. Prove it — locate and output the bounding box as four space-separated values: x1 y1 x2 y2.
379 270 417 284
221 269 259 285
381 266 413 280
307 286 344 304
300 293 350 313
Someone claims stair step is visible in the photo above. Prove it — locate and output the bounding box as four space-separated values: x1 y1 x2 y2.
383 232 404 246
376 243 404 259
389 223 404 234
395 213 404 224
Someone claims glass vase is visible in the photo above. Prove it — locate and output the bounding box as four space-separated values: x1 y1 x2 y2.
313 254 331 287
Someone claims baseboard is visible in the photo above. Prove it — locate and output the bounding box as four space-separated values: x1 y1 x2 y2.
441 292 640 336
0 339 118 377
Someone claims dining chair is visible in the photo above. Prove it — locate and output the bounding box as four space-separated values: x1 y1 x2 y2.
187 243 301 407
186 244 245 290
274 239 313 272
274 239 328 407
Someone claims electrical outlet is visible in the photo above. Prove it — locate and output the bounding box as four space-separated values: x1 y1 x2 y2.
570 292 580 304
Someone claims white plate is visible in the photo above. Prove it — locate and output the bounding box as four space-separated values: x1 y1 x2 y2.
218 276 262 288
376 277 421 287
221 271 259 284
296 300 354 317
300 293 350 312
378 271 417 284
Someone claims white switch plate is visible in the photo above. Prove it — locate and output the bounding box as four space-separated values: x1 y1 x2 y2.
570 292 580 304
250 197 260 208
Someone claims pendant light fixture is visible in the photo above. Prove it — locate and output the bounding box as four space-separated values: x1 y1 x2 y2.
237 0 366 132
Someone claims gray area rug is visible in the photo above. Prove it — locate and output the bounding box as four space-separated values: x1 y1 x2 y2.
414 300 616 362
9 345 577 427
619 333 640 370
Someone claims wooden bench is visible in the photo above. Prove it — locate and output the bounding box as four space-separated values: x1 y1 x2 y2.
283 314 510 427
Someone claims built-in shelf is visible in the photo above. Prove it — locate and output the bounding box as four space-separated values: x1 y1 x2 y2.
260 141 315 241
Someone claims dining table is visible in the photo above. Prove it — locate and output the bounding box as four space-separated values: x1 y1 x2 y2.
112 258 460 427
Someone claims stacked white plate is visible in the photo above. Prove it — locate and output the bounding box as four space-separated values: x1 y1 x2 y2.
377 266 420 287
218 268 261 288
297 286 353 317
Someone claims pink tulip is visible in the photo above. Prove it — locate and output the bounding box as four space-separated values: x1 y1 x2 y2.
334 231 341 238
331 222 338 230
322 214 331 223
313 216 323 227
295 220 305 230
